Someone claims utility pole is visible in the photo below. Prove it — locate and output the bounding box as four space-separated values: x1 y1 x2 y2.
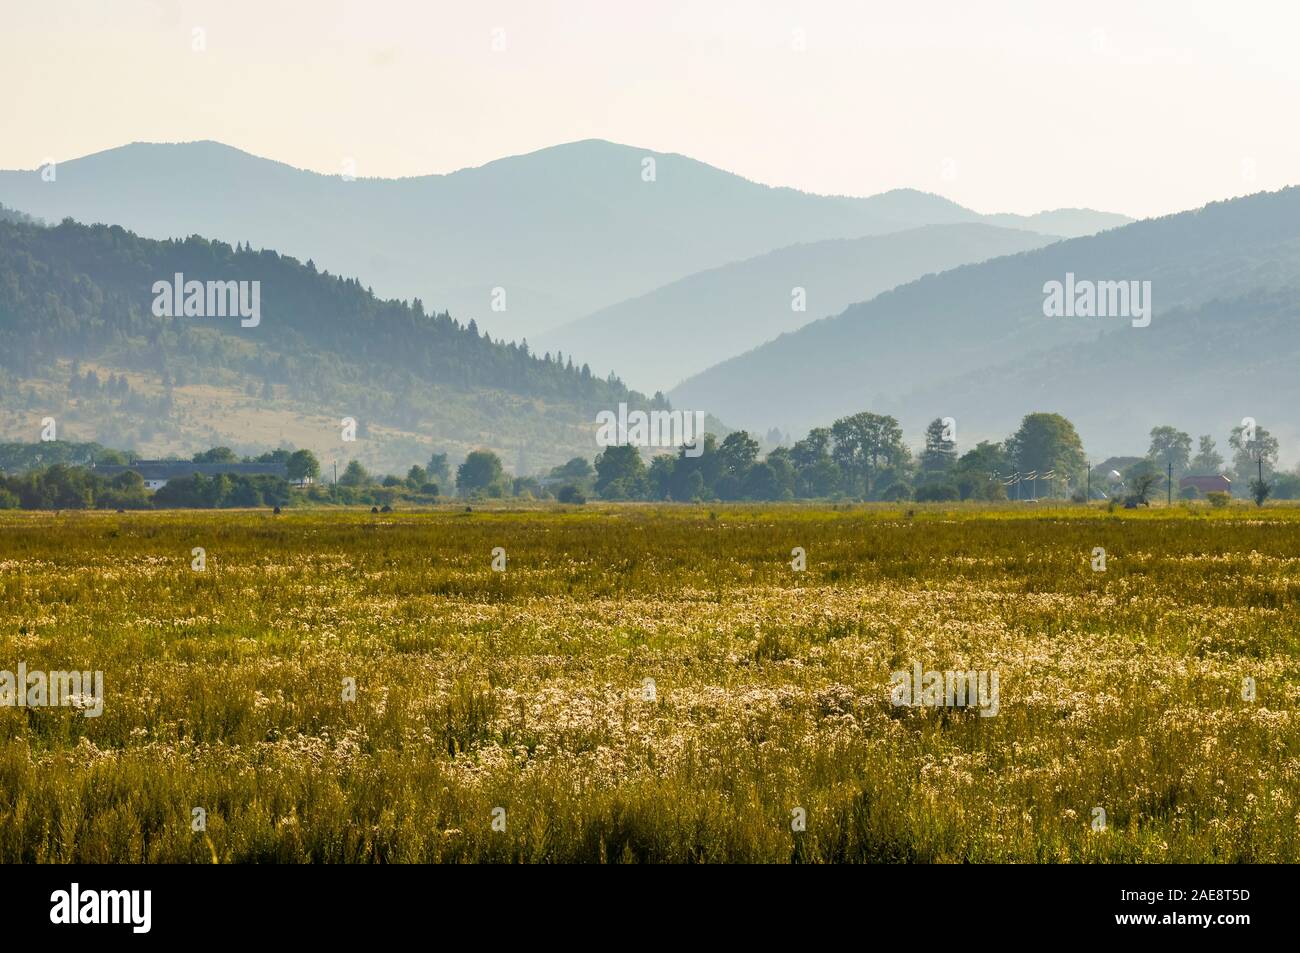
1086 462 1091 502
1167 461 1172 506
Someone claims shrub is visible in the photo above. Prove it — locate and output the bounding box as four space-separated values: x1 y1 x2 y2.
599 477 644 501
914 482 959 502
879 483 912 502
1207 491 1231 508
1271 473 1300 499
557 484 586 504
1179 486 1200 500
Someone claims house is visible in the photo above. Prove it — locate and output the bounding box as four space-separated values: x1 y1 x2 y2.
1180 474 1231 495
93 460 289 490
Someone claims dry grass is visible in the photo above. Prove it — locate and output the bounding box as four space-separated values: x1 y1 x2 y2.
0 503 1297 862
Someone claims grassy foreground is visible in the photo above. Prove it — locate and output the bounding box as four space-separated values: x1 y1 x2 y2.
1 503 1297 863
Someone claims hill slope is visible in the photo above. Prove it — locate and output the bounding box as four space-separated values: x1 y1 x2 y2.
0 140 1129 342
670 187 1300 455
538 223 1059 392
906 289 1300 461
0 217 660 473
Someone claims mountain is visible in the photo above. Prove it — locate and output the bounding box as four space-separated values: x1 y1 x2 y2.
906 288 1300 461
669 187 1300 458
982 208 1132 238
0 140 1128 342
0 216 664 474
537 223 1060 393
0 201 43 226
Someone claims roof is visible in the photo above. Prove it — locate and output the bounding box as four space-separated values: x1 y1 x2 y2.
1180 474 1231 490
94 460 288 480
1091 456 1145 475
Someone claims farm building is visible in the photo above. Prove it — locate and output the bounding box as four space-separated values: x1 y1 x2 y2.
1180 474 1231 495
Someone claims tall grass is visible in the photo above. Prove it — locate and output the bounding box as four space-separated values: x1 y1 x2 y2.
0 503 1296 862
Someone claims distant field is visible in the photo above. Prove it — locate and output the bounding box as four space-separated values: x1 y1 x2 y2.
1 504 1297 862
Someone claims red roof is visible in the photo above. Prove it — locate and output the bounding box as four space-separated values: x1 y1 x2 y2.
1180 474 1231 492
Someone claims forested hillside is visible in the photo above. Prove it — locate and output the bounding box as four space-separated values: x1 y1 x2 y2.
0 216 660 472
672 186 1300 456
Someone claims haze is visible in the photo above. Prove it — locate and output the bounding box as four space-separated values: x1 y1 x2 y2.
4 0 1300 217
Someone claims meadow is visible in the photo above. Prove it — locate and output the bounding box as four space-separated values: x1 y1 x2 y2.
0 502 1297 863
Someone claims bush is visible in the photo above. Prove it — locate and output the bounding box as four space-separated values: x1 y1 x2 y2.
512 476 544 499
1070 490 1088 504
151 472 291 509
879 483 912 502
97 488 150 509
1207 490 1231 508
557 484 586 504
985 482 1009 502
1271 473 1300 499
599 477 642 501
960 477 1009 501
914 482 959 502
1179 486 1200 500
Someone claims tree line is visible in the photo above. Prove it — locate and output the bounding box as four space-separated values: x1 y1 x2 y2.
3 411 1296 510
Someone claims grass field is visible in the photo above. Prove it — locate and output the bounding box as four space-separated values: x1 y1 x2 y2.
1 503 1298 863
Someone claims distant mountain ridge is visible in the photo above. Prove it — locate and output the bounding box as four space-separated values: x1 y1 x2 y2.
982 208 1133 238
670 186 1300 459
906 288 1300 461
0 139 1130 342
538 222 1061 393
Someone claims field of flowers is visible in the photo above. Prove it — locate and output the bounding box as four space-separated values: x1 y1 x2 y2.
0 503 1297 863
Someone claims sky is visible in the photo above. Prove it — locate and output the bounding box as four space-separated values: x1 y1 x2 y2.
3 0 1299 218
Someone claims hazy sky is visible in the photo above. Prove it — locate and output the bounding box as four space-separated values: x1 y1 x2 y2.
3 0 1299 218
